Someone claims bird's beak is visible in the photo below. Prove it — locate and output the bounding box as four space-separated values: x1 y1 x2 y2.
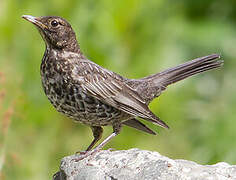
22 15 48 29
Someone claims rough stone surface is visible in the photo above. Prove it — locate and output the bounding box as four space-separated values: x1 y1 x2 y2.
53 148 236 180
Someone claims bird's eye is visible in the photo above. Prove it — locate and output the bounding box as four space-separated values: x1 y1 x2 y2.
51 20 59 27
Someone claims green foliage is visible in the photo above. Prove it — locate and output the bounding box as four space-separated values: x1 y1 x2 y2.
0 0 235 179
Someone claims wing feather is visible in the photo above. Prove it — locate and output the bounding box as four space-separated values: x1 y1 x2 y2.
76 62 169 129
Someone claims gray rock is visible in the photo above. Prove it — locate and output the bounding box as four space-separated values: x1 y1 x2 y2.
53 148 236 180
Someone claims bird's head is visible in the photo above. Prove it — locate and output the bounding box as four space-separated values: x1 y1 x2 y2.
22 15 79 52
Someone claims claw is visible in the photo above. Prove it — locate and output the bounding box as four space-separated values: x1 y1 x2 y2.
72 150 95 162
75 150 87 155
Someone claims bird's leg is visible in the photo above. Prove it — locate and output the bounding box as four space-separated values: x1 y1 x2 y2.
73 123 121 161
91 123 121 153
76 126 103 154
86 126 103 151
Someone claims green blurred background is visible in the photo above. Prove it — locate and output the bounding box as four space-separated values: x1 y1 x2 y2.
0 0 235 179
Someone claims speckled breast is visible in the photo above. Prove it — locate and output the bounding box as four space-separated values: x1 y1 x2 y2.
40 50 130 126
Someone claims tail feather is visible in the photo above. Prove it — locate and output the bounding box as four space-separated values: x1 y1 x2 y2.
143 54 223 87
125 54 223 130
123 118 157 135
162 58 223 86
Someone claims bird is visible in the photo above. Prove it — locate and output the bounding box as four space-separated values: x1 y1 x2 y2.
22 15 223 159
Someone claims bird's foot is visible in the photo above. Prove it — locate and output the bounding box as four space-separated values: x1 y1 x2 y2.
75 150 86 155
72 148 102 162
72 152 91 162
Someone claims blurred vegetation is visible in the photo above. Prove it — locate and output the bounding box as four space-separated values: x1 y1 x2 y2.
0 0 236 179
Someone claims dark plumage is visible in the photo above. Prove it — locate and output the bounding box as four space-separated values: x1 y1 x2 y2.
22 15 223 159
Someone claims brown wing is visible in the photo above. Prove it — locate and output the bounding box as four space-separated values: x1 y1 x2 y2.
74 61 169 129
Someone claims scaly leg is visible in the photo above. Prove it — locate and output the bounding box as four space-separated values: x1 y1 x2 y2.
74 123 122 161
76 126 103 154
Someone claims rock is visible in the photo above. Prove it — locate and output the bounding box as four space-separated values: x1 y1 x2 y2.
53 148 236 180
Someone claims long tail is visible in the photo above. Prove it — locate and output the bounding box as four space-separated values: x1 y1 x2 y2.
142 54 223 87
123 54 223 134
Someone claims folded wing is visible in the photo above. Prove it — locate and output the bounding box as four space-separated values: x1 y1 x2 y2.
76 61 169 129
